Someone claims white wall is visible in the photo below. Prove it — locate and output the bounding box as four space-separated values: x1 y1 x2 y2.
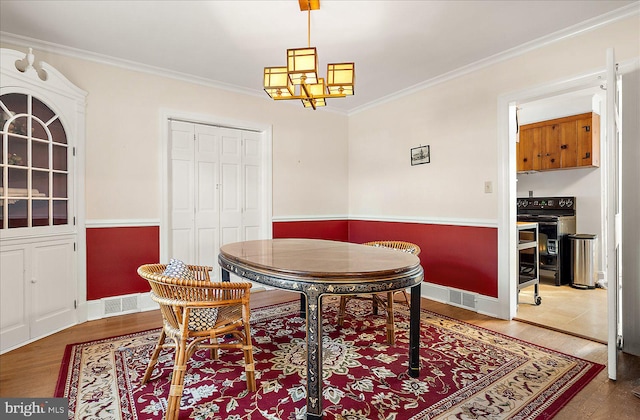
0 43 350 221
348 16 639 224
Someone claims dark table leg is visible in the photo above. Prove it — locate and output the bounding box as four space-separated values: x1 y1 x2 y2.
305 292 323 419
409 283 421 378
221 268 230 282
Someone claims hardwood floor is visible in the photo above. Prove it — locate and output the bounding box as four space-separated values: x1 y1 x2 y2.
1 290 639 418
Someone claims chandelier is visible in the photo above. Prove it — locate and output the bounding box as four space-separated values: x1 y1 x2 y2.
263 0 355 110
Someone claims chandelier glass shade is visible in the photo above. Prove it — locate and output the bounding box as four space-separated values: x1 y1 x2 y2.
263 0 354 110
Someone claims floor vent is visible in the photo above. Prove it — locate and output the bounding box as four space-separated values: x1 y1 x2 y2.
103 295 140 316
449 290 477 310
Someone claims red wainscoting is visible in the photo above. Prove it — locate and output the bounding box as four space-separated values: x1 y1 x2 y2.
86 226 159 300
273 219 498 298
87 220 497 300
272 219 350 242
348 220 498 297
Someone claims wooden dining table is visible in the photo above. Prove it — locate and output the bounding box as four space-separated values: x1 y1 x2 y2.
218 238 424 419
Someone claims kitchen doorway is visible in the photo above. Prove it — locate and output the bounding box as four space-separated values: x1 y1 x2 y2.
513 86 608 343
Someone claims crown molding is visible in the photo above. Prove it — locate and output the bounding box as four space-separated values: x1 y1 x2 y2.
1 2 637 117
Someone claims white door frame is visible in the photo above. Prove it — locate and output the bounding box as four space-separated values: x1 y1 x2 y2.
159 109 273 264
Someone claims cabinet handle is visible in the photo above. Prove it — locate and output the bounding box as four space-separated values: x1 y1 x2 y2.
583 125 591 132
583 152 591 159
560 144 568 149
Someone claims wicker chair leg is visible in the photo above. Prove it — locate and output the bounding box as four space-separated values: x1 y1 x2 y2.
385 292 395 346
337 296 348 326
141 329 166 385
242 321 256 391
399 290 410 306
210 334 219 360
166 338 188 420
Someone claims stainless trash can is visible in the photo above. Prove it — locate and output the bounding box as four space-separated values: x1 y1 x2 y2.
568 234 597 289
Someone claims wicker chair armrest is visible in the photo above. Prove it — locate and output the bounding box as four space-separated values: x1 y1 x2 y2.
362 240 421 256
148 282 252 306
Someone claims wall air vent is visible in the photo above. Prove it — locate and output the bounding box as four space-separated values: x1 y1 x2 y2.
103 295 140 316
449 290 477 310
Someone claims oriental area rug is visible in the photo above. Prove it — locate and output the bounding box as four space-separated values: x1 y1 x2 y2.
55 298 603 419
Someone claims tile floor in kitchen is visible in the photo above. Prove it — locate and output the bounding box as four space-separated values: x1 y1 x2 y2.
515 274 608 343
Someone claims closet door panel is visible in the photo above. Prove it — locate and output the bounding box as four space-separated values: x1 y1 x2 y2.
170 121 196 263
242 132 261 241
219 129 242 248
195 125 220 269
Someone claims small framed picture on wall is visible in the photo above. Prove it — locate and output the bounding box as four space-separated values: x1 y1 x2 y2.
411 145 430 166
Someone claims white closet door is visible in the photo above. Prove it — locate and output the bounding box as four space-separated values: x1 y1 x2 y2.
219 128 243 248
169 121 196 263
242 131 262 241
168 121 264 281
194 125 220 270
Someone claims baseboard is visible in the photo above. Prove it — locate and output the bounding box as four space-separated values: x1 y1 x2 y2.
421 282 500 319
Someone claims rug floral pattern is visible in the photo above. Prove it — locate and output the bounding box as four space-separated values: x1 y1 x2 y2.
58 298 603 419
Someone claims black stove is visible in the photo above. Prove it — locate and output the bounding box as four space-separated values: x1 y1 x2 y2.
517 196 576 285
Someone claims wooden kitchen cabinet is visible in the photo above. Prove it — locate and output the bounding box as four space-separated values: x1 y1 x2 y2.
517 112 600 172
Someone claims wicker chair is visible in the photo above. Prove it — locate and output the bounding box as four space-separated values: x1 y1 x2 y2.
337 241 421 345
137 263 256 420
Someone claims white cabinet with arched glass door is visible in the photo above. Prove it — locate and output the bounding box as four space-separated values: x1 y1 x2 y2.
0 48 86 353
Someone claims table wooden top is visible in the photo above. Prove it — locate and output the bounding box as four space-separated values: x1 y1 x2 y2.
219 238 422 281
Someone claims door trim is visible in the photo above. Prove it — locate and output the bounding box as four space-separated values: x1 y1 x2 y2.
159 109 273 263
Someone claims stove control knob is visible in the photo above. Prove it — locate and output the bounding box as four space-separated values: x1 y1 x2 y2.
566 199 573 208
559 199 566 207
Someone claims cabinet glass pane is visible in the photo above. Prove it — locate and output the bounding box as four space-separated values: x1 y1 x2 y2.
32 170 49 196
0 93 27 116
32 140 49 169
8 167 27 194
8 199 28 228
52 200 67 225
52 145 67 171
32 200 49 227
49 119 67 145
52 173 67 198
0 136 3 163
31 117 49 141
32 98 55 126
7 115 29 137
7 135 27 166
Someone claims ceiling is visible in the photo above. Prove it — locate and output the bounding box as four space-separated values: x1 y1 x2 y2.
0 0 637 114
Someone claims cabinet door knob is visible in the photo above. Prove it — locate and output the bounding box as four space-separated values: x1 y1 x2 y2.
523 158 528 162
550 158 555 163
561 144 568 149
